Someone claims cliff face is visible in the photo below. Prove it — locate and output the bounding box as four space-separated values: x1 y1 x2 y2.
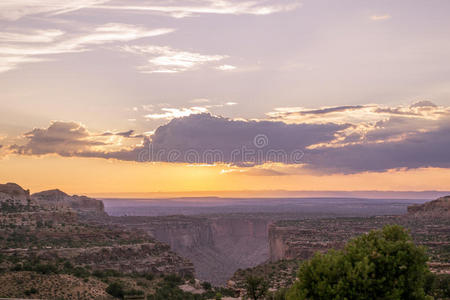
32 189 105 216
112 215 271 285
408 196 450 216
268 221 349 262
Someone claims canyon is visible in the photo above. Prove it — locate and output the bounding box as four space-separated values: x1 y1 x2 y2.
104 196 434 285
109 215 271 284
1 182 448 299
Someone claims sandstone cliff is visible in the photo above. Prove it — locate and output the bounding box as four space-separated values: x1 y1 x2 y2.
32 189 105 216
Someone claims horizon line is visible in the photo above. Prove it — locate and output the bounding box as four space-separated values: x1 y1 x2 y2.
88 189 450 200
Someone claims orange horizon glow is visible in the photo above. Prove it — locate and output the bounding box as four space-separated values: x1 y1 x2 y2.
1 154 449 197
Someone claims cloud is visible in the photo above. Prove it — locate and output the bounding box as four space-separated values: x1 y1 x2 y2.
216 64 236 71
0 0 300 21
0 29 65 43
305 120 450 173
0 1 298 72
8 102 450 174
10 114 345 165
370 14 391 21
410 100 437 108
267 102 449 124
96 0 301 18
0 56 49 73
0 24 174 72
9 121 144 156
144 107 209 119
0 0 109 21
10 121 106 156
101 129 144 138
122 45 227 73
189 98 210 104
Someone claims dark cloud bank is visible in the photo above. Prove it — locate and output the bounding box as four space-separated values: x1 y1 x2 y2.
9 104 450 174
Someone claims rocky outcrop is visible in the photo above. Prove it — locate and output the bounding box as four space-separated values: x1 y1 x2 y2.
32 189 105 216
408 196 450 216
0 182 32 206
268 220 351 262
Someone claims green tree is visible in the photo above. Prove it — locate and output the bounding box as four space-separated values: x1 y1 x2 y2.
287 225 431 300
245 275 269 300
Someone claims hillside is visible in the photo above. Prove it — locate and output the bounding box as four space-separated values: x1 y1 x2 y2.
0 183 198 299
408 195 450 216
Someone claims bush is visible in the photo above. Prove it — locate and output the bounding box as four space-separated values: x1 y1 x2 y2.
24 287 38 295
125 289 144 296
93 269 122 278
163 274 183 286
424 273 450 299
201 281 212 290
245 275 268 300
287 225 431 300
71 266 90 278
34 263 59 274
269 288 288 300
144 272 154 281
106 282 125 299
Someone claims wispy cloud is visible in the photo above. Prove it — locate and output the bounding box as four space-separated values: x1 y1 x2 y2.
0 23 174 72
0 0 109 21
122 45 226 73
96 0 301 18
370 14 391 21
144 106 209 119
0 29 65 43
189 98 210 104
266 101 448 125
0 56 48 73
0 0 300 21
216 64 236 71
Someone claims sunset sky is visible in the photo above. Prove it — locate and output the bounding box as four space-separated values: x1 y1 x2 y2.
0 0 449 196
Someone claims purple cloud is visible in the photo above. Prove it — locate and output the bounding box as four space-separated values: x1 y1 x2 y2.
8 102 450 174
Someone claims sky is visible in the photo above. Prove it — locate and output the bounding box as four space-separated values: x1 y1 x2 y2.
0 0 449 196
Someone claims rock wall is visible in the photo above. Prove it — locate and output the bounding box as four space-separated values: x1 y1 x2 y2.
267 218 392 262
113 215 272 285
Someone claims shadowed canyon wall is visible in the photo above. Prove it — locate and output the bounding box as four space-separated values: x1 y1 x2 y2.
112 215 271 285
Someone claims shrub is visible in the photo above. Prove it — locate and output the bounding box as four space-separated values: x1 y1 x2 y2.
245 275 268 300
287 225 431 300
106 282 125 299
424 273 450 299
201 281 212 290
24 287 38 296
